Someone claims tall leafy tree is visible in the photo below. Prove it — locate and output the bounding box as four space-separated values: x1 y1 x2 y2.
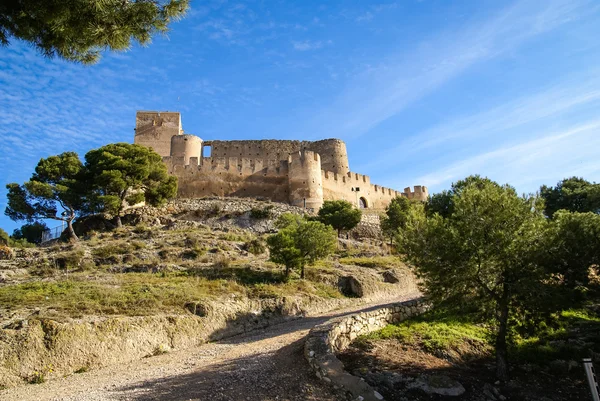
12 221 48 244
0 0 189 64
5 152 86 241
540 177 600 218
399 180 551 381
380 196 414 245
267 218 336 279
317 200 362 237
85 143 177 227
425 175 497 218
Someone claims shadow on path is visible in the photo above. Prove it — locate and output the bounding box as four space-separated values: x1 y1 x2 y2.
115 338 340 401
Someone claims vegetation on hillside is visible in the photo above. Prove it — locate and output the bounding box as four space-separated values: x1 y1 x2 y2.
317 200 362 237
267 213 337 278
379 174 600 381
4 143 177 242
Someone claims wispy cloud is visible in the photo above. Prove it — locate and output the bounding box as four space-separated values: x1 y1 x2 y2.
412 120 600 190
357 72 600 172
305 0 591 139
292 40 329 51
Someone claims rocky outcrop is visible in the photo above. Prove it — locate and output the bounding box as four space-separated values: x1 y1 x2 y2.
304 298 429 401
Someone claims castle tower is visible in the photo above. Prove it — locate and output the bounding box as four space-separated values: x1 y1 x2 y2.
170 134 202 165
134 111 182 157
305 139 350 176
288 150 324 211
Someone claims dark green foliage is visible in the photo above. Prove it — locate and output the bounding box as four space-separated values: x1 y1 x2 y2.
244 238 266 255
380 196 414 244
85 143 177 228
398 179 551 381
317 200 362 237
545 211 600 290
249 206 273 219
267 218 336 278
540 177 600 218
12 222 48 244
425 175 498 218
274 212 304 230
0 0 189 64
5 152 86 241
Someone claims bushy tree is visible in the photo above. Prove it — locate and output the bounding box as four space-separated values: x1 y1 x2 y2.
425 175 498 218
399 180 552 381
380 196 413 245
317 200 362 237
545 211 600 290
267 217 336 279
12 222 48 244
0 0 189 64
85 143 177 227
540 177 600 218
5 152 86 241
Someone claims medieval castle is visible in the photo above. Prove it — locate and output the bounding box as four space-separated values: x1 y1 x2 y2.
134 111 428 211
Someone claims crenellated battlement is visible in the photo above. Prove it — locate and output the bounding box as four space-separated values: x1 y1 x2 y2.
135 110 427 211
403 185 429 201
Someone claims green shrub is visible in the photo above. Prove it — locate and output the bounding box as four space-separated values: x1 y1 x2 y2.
55 249 86 270
182 247 206 260
213 255 231 268
92 242 134 258
250 206 273 219
244 239 266 255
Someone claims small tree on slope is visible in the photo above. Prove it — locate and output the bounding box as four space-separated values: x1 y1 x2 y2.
5 152 86 241
85 143 177 228
317 200 362 238
267 214 336 279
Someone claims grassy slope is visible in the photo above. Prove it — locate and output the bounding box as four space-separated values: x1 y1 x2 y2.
360 308 600 365
1 223 383 319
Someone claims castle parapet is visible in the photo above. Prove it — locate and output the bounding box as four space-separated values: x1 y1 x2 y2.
403 185 429 201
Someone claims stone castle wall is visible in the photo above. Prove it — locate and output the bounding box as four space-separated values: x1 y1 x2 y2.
202 139 349 175
135 110 428 211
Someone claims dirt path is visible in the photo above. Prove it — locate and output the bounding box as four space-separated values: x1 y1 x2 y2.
1 293 420 401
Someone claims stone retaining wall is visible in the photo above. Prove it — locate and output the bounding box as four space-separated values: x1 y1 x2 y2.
304 298 429 401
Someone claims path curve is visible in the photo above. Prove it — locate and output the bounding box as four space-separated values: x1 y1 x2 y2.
1 292 420 401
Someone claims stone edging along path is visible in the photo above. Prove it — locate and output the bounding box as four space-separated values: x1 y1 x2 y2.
304 298 429 401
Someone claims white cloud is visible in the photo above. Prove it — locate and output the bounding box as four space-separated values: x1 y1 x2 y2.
305 0 591 139
292 40 324 51
413 120 600 191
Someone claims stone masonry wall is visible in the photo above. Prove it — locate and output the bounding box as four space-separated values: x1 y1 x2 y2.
304 298 429 401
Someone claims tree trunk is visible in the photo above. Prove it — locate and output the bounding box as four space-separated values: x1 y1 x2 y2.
66 219 79 242
495 294 510 382
285 265 290 278
301 264 305 279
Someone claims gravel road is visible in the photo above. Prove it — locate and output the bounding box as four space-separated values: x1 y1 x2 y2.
1 293 420 401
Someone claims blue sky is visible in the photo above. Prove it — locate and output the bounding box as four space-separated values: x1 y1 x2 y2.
1 0 600 232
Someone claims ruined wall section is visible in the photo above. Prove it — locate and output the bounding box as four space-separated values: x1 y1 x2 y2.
163 156 290 202
134 111 182 157
288 151 324 211
202 139 349 176
321 170 403 210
